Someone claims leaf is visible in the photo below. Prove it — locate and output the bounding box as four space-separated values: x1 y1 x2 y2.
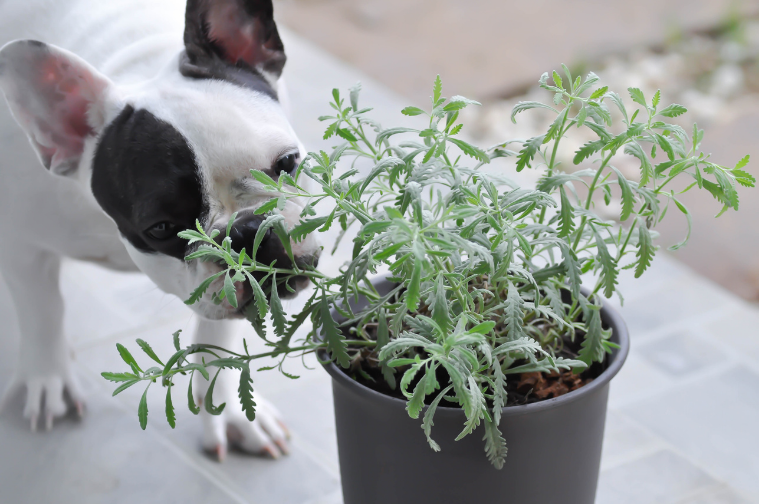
658 104 687 118
433 75 442 103
654 133 675 161
510 101 557 123
406 370 428 419
624 142 653 186
734 154 750 170
516 135 545 172
320 294 350 368
552 70 564 90
269 274 287 337
250 170 278 189
135 338 164 366
290 216 330 243
628 87 647 107
204 369 226 416
573 140 605 165
165 385 176 429
589 86 609 100
101 372 138 383
401 106 425 116
117 343 142 374
422 385 453 452
503 281 526 341
635 221 655 278
223 271 238 309
337 128 358 142
112 380 138 396
238 368 256 421
376 127 419 144
651 89 661 108
578 308 611 365
172 330 182 351
483 417 507 469
557 186 575 238
187 373 200 415
428 275 451 335
592 226 618 298
185 271 225 305
560 243 582 300
732 168 756 188
406 254 423 311
138 385 150 430
611 167 635 221
606 92 629 124
448 137 489 163
669 196 692 251
349 82 361 111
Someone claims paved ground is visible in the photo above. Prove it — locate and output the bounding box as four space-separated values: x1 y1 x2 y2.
0 28 757 504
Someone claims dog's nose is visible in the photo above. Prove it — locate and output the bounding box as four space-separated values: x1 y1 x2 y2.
227 214 268 255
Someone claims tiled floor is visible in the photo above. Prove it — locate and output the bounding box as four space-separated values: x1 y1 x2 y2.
0 29 757 504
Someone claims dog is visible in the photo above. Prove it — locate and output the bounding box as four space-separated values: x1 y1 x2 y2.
0 0 320 460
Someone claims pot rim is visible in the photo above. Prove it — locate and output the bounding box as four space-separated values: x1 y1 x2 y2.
319 283 630 419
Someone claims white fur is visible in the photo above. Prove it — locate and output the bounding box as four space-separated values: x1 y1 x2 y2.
0 0 317 457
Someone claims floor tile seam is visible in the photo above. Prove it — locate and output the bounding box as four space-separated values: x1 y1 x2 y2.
73 369 256 504
608 407 748 491
610 360 743 407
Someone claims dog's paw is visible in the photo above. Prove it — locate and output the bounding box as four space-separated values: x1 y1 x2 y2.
199 393 290 461
0 368 84 431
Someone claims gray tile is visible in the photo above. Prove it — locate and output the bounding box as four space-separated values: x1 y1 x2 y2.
601 410 663 470
614 277 735 338
638 332 727 377
621 367 759 500
677 485 755 504
0 371 242 504
703 307 759 365
607 346 675 409
596 450 718 504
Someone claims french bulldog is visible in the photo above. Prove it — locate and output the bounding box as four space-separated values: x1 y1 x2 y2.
0 0 320 460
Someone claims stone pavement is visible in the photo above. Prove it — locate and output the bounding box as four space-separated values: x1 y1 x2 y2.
0 28 757 504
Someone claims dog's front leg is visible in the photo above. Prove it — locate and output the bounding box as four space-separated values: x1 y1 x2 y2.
0 248 83 430
193 318 290 461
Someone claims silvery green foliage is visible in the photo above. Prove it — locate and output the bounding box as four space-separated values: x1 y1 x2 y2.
103 68 754 468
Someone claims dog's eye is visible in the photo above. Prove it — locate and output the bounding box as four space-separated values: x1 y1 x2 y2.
273 153 298 176
145 222 179 240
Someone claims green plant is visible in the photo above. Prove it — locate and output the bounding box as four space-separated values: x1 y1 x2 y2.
103 68 754 468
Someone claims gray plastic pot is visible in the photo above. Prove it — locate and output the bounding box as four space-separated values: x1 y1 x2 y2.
319 279 629 504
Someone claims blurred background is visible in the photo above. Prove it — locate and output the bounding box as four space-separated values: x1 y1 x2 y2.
276 0 760 301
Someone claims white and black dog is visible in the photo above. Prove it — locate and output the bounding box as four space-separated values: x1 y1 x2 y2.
0 0 320 459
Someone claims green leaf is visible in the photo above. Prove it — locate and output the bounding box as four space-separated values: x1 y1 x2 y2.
635 221 655 278
406 254 423 311
589 86 608 99
669 196 692 251
557 186 575 238
611 167 635 221
337 128 357 142
606 92 629 124
406 370 428 419
573 140 605 165
320 294 350 368
552 70 564 90
101 372 138 383
349 82 361 111
560 243 582 300
628 87 647 107
510 101 557 123
428 275 451 335
376 127 419 144
658 104 687 118
187 373 200 415
223 271 238 309
138 385 149 430
184 271 225 306
516 135 545 172
578 308 611 365
269 274 287 337
433 75 442 103
734 154 750 170
204 369 226 416
401 106 425 116
290 216 329 243
238 368 256 421
654 133 675 161
483 417 507 470
448 137 489 163
165 385 176 429
323 122 337 140
624 142 653 186
592 226 618 298
503 281 526 341
651 89 661 108
112 380 139 396
117 343 143 374
136 338 164 366
250 169 278 189
422 385 453 452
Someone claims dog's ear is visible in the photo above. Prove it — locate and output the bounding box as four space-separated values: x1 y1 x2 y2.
0 40 114 176
181 0 285 83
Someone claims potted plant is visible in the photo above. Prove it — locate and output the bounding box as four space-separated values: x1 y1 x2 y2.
104 67 754 504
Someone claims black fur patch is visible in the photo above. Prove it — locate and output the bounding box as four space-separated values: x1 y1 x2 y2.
91 106 208 260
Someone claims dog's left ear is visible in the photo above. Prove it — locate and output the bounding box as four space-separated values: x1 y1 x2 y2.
181 0 285 84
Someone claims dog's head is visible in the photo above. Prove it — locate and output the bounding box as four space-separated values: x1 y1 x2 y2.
0 0 320 319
